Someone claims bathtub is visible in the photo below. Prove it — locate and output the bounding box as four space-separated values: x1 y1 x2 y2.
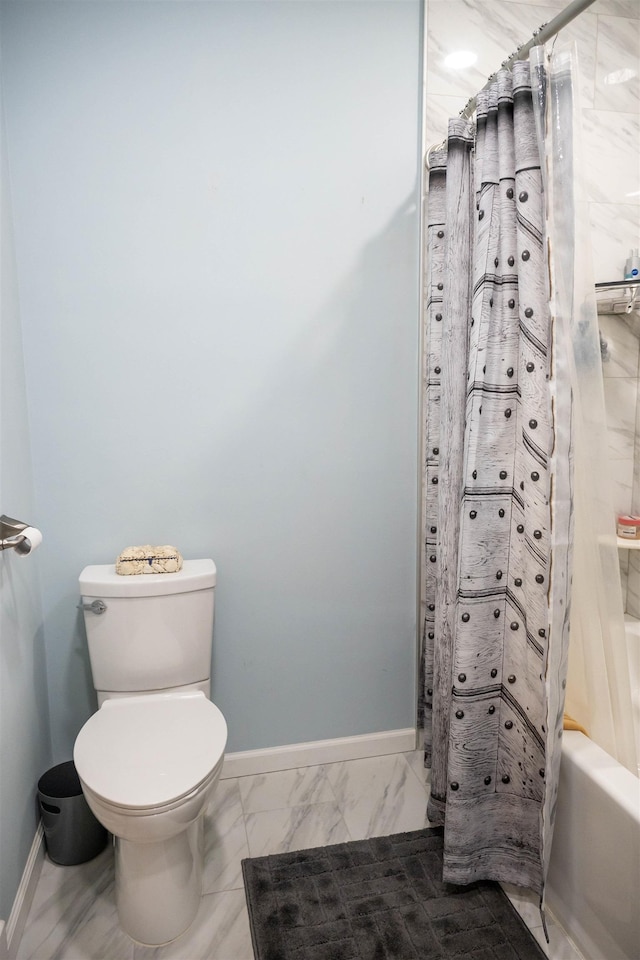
546 618 640 960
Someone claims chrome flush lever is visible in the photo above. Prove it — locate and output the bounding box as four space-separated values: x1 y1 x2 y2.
77 599 107 615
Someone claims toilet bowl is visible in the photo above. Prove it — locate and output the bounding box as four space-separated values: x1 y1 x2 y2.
74 558 226 945
74 690 227 946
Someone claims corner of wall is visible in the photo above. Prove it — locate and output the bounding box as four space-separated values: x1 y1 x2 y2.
0 920 9 960
4 824 45 960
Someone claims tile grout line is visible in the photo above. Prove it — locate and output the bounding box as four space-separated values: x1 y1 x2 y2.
234 776 253 868
401 749 432 796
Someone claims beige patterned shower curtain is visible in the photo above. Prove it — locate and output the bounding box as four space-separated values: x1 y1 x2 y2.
420 58 573 895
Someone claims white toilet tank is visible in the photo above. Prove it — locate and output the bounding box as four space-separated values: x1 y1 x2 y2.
79 559 216 702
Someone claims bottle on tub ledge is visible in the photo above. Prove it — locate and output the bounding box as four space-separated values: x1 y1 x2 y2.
624 249 640 281
617 515 640 540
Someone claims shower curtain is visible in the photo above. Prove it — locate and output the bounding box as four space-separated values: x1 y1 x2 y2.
531 43 637 777
421 55 574 894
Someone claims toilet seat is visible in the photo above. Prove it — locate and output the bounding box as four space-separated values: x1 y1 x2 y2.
74 691 227 810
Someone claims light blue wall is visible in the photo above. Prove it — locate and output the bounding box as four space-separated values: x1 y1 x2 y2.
0 92 52 920
1 0 422 760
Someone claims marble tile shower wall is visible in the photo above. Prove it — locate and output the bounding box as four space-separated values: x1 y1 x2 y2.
426 0 640 609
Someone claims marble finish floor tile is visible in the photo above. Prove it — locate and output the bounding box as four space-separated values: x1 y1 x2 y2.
244 800 350 858
17 750 585 960
494 885 585 959
238 763 335 813
501 881 544 930
533 918 584 960
325 753 432 841
133 889 253 960
17 845 134 960
402 746 431 788
338 787 433 842
324 752 425 802
202 777 250 894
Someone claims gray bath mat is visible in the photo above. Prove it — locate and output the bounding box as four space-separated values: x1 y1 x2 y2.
242 827 547 959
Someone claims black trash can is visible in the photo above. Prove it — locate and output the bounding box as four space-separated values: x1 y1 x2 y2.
38 761 108 865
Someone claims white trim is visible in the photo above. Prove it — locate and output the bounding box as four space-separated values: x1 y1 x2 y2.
5 823 45 960
221 727 417 779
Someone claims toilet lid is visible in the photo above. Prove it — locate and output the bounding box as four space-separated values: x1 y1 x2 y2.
74 692 227 809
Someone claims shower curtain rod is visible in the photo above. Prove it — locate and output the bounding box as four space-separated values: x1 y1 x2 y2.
457 0 596 121
426 0 596 166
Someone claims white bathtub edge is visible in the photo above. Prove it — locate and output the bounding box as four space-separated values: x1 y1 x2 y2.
547 731 640 960
560 730 640 819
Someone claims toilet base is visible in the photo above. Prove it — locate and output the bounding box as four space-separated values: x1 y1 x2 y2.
115 817 204 946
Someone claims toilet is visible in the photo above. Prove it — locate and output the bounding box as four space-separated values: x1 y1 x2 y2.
73 559 227 947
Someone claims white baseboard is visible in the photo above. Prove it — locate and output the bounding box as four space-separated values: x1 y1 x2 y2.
5 823 45 960
221 727 417 779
